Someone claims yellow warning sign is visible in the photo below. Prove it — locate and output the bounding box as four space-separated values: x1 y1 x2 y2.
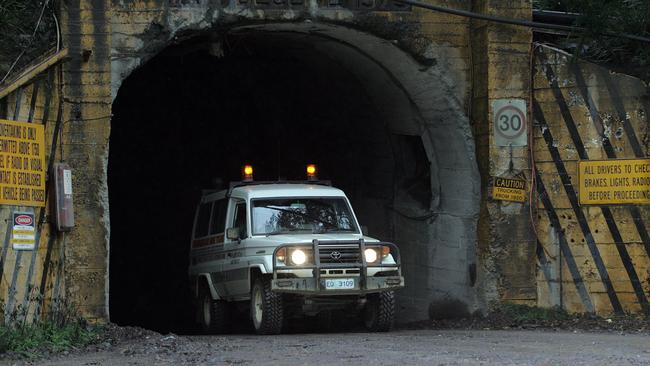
492 177 526 203
578 159 650 205
0 119 46 207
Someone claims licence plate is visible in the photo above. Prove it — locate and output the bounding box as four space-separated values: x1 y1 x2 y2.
324 278 355 290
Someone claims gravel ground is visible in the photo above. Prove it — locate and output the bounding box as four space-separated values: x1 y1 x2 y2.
2 328 647 366
2 310 649 366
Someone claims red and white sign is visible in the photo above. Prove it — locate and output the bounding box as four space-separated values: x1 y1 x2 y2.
12 211 35 250
15 215 33 226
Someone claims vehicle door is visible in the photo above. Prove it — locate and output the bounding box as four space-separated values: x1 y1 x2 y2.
223 198 249 296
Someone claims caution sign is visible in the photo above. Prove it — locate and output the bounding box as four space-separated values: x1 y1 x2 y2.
12 211 35 250
578 159 650 205
0 119 46 207
492 177 526 203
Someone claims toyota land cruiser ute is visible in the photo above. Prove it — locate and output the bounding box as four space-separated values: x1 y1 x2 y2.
188 165 404 334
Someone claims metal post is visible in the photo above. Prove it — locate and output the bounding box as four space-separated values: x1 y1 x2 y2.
312 239 321 290
359 238 367 290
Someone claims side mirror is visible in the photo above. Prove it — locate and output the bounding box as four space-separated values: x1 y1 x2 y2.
361 225 369 236
226 227 240 240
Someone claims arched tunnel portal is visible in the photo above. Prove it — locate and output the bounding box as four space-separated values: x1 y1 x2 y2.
108 23 480 332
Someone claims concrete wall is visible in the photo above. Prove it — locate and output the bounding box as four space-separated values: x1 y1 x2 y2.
534 45 650 314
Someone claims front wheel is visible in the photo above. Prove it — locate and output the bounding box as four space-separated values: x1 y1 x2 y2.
251 277 284 335
363 291 396 332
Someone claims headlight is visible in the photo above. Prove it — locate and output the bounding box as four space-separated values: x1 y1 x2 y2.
364 248 378 263
291 249 307 265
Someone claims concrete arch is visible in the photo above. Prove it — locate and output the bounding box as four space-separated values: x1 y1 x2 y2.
110 21 480 323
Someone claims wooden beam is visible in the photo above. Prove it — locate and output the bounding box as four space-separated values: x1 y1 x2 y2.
0 48 69 100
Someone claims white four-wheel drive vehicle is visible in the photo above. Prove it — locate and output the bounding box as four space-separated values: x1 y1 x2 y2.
188 169 404 334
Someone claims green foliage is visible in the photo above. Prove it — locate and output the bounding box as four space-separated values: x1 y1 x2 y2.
499 303 571 322
0 0 57 80
0 297 103 358
0 320 103 357
534 1 650 79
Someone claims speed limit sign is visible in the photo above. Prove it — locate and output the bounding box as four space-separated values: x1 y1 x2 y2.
493 99 528 146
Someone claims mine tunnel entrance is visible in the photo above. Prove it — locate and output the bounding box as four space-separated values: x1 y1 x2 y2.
109 29 436 333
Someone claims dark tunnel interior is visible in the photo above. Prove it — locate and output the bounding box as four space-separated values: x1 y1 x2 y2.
108 31 431 332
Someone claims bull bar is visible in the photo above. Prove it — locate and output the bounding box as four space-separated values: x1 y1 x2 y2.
271 239 404 294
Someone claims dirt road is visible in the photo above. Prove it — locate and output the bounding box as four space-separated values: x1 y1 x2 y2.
18 329 650 366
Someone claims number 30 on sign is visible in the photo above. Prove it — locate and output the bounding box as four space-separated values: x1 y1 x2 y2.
492 99 528 147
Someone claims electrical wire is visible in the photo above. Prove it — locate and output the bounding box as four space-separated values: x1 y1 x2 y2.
393 0 650 44
529 43 540 242
51 2 61 52
1 0 51 85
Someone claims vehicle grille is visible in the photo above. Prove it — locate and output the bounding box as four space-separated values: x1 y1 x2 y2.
318 244 360 264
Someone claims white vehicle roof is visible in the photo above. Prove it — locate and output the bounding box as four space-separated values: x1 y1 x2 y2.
232 183 347 200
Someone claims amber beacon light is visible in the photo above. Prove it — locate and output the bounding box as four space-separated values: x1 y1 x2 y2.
242 165 254 182
306 164 318 181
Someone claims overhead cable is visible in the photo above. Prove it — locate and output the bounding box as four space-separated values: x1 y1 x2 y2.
393 0 650 44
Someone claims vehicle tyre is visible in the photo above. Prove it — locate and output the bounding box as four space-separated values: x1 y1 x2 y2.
363 291 396 332
251 277 284 335
198 286 229 334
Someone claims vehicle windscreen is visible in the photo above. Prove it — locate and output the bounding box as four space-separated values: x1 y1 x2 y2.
252 197 359 235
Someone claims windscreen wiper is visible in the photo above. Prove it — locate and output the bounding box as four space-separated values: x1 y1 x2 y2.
265 227 306 236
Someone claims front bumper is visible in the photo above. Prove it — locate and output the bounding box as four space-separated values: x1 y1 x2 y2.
271 239 405 295
272 275 404 295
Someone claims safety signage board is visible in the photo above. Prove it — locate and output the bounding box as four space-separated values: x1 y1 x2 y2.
578 159 650 205
12 211 35 250
492 99 528 147
492 177 526 203
0 119 46 207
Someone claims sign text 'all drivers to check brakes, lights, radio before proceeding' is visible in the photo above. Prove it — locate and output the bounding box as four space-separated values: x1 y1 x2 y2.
578 159 650 205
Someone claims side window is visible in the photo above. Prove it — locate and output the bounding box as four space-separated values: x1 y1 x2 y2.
194 202 212 238
233 201 247 238
209 199 227 235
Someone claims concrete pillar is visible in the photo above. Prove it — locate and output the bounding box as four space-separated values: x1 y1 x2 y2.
60 0 112 321
471 0 535 308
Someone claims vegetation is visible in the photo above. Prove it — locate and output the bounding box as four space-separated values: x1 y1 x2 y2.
0 0 57 82
0 299 104 358
533 0 650 80
498 303 571 323
0 320 103 357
